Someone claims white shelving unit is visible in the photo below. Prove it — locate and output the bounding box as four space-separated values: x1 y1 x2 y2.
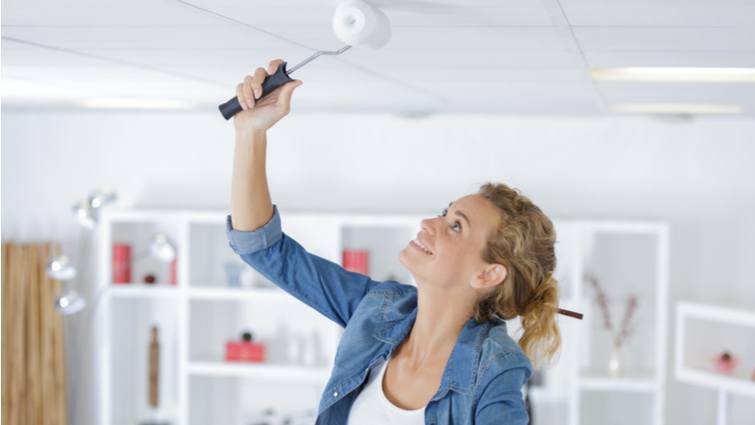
675 301 755 425
95 208 669 425
95 208 426 425
527 220 669 425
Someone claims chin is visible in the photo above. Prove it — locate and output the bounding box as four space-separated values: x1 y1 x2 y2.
398 248 410 269
398 249 418 274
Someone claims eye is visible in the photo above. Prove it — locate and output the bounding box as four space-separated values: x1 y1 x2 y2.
438 208 462 233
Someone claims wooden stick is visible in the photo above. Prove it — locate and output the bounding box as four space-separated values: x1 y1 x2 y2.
558 308 583 320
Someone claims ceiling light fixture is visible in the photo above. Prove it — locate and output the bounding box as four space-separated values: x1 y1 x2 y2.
590 67 755 83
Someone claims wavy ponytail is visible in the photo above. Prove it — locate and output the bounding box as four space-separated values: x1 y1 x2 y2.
518 275 561 369
472 182 562 370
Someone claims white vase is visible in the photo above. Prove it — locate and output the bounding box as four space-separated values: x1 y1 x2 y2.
608 344 624 377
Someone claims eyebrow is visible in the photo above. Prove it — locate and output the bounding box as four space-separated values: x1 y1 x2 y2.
448 201 472 230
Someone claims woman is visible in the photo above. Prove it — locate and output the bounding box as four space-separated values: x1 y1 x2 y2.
226 59 562 425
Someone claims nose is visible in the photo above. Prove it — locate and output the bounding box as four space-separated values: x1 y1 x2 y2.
420 217 435 234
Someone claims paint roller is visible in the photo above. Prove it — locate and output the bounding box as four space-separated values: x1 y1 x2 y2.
218 0 391 120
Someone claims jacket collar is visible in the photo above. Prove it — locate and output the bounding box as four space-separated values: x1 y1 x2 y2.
372 288 506 398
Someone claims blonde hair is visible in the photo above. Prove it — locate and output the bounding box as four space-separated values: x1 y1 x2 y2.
473 182 561 369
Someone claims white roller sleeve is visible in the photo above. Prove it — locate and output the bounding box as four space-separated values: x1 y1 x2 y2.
332 0 391 49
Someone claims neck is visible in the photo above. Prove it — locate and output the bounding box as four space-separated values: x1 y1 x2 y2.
398 285 476 367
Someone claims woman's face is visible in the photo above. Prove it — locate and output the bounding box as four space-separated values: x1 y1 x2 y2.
399 194 503 292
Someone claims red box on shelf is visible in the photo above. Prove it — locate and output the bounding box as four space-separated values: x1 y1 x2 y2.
169 258 177 285
112 243 131 284
225 340 266 363
342 249 369 275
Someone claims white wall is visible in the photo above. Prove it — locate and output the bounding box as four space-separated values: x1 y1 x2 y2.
3 109 755 425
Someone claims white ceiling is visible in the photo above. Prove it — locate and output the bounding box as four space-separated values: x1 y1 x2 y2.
2 0 755 116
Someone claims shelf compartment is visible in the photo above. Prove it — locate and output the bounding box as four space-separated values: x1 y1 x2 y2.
579 391 654 425
188 221 269 289
108 297 178 425
109 217 182 287
188 299 337 369
189 375 320 425
527 390 568 425
675 301 755 398
580 229 662 379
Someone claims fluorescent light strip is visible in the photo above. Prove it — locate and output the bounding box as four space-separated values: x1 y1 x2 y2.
81 98 194 109
591 67 755 83
610 103 743 114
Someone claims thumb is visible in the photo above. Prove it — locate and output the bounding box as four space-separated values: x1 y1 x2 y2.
277 80 303 108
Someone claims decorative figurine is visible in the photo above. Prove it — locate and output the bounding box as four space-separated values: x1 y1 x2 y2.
713 350 739 374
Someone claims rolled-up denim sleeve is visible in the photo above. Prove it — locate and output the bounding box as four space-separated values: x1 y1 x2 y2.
475 354 532 425
226 205 283 255
226 204 380 328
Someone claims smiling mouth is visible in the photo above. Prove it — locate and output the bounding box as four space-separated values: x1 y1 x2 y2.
409 239 433 255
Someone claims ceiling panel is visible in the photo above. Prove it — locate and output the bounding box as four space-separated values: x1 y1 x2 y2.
184 0 566 27
1 25 293 50
561 0 755 27
174 62 442 100
3 66 224 103
78 48 309 68
1 0 228 26
410 81 603 114
346 26 579 52
273 26 585 73
1 43 218 85
575 27 755 53
341 67 593 86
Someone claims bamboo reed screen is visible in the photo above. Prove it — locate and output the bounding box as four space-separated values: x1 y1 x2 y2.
2 242 68 425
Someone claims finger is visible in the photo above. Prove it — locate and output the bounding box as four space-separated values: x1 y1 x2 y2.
267 58 284 75
251 67 267 100
236 83 250 109
236 83 247 110
243 75 255 109
275 80 303 112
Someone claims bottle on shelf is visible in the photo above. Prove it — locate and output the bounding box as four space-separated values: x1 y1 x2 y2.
112 243 132 284
148 325 159 408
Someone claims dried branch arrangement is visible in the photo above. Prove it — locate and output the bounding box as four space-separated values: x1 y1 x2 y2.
584 271 638 348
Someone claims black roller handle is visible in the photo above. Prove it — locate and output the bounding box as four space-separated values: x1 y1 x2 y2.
218 61 294 120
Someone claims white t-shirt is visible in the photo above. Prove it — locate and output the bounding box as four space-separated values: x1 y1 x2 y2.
347 355 426 425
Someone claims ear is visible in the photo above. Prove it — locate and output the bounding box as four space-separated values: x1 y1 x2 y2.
470 263 507 291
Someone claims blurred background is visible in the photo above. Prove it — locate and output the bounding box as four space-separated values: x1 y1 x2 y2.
2 1 754 425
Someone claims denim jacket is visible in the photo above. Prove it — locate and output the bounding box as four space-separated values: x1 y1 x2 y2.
226 204 533 425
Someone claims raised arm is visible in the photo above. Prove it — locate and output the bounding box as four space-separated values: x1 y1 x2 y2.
226 60 382 327
230 58 302 231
